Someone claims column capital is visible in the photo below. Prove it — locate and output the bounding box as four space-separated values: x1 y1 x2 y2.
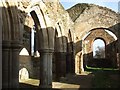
2 40 11 49
2 40 22 49
11 41 22 49
38 48 54 53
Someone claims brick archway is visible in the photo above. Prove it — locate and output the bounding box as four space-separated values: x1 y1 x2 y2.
82 28 118 70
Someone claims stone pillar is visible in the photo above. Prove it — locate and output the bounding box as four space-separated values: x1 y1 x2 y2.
10 42 21 88
38 27 55 88
0 6 2 90
117 13 120 70
75 54 79 74
117 53 119 68
66 52 72 73
118 38 120 70
81 40 85 72
80 52 84 72
75 52 84 74
71 52 75 73
117 24 120 70
2 41 21 88
39 49 53 88
66 42 74 74
2 41 10 88
1 1 22 88
55 52 66 80
60 52 66 77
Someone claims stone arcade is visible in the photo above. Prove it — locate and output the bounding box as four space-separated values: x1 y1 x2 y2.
1 0 120 88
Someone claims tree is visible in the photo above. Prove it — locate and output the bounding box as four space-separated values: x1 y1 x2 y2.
94 46 105 58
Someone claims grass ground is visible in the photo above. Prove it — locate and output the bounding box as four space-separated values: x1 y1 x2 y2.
20 67 120 89
86 67 120 88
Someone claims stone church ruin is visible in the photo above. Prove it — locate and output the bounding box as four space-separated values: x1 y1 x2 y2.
1 0 120 88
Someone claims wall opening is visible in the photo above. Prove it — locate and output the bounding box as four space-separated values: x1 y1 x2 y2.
19 68 29 82
19 48 29 56
31 26 40 57
30 11 41 57
93 39 105 59
31 26 35 56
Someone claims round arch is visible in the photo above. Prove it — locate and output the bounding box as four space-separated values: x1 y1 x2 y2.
92 38 106 59
19 68 29 82
91 37 107 52
82 28 118 69
24 2 55 88
74 4 120 41
83 28 118 41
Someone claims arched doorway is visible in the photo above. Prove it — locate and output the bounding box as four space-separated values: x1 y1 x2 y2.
82 28 118 71
19 48 32 82
19 68 29 82
93 39 105 59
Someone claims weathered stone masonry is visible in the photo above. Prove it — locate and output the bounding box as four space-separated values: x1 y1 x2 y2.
1 0 120 88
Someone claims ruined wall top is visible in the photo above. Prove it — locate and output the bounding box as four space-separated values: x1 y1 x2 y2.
67 3 119 22
67 3 120 41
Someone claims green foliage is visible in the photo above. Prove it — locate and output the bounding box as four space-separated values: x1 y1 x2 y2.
94 46 105 58
86 66 119 71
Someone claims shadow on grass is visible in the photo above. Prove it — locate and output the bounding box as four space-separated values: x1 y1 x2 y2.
85 67 120 88
58 67 120 89
19 67 120 89
58 73 94 89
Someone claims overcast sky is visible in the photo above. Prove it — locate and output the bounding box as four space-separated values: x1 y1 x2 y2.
60 0 119 12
